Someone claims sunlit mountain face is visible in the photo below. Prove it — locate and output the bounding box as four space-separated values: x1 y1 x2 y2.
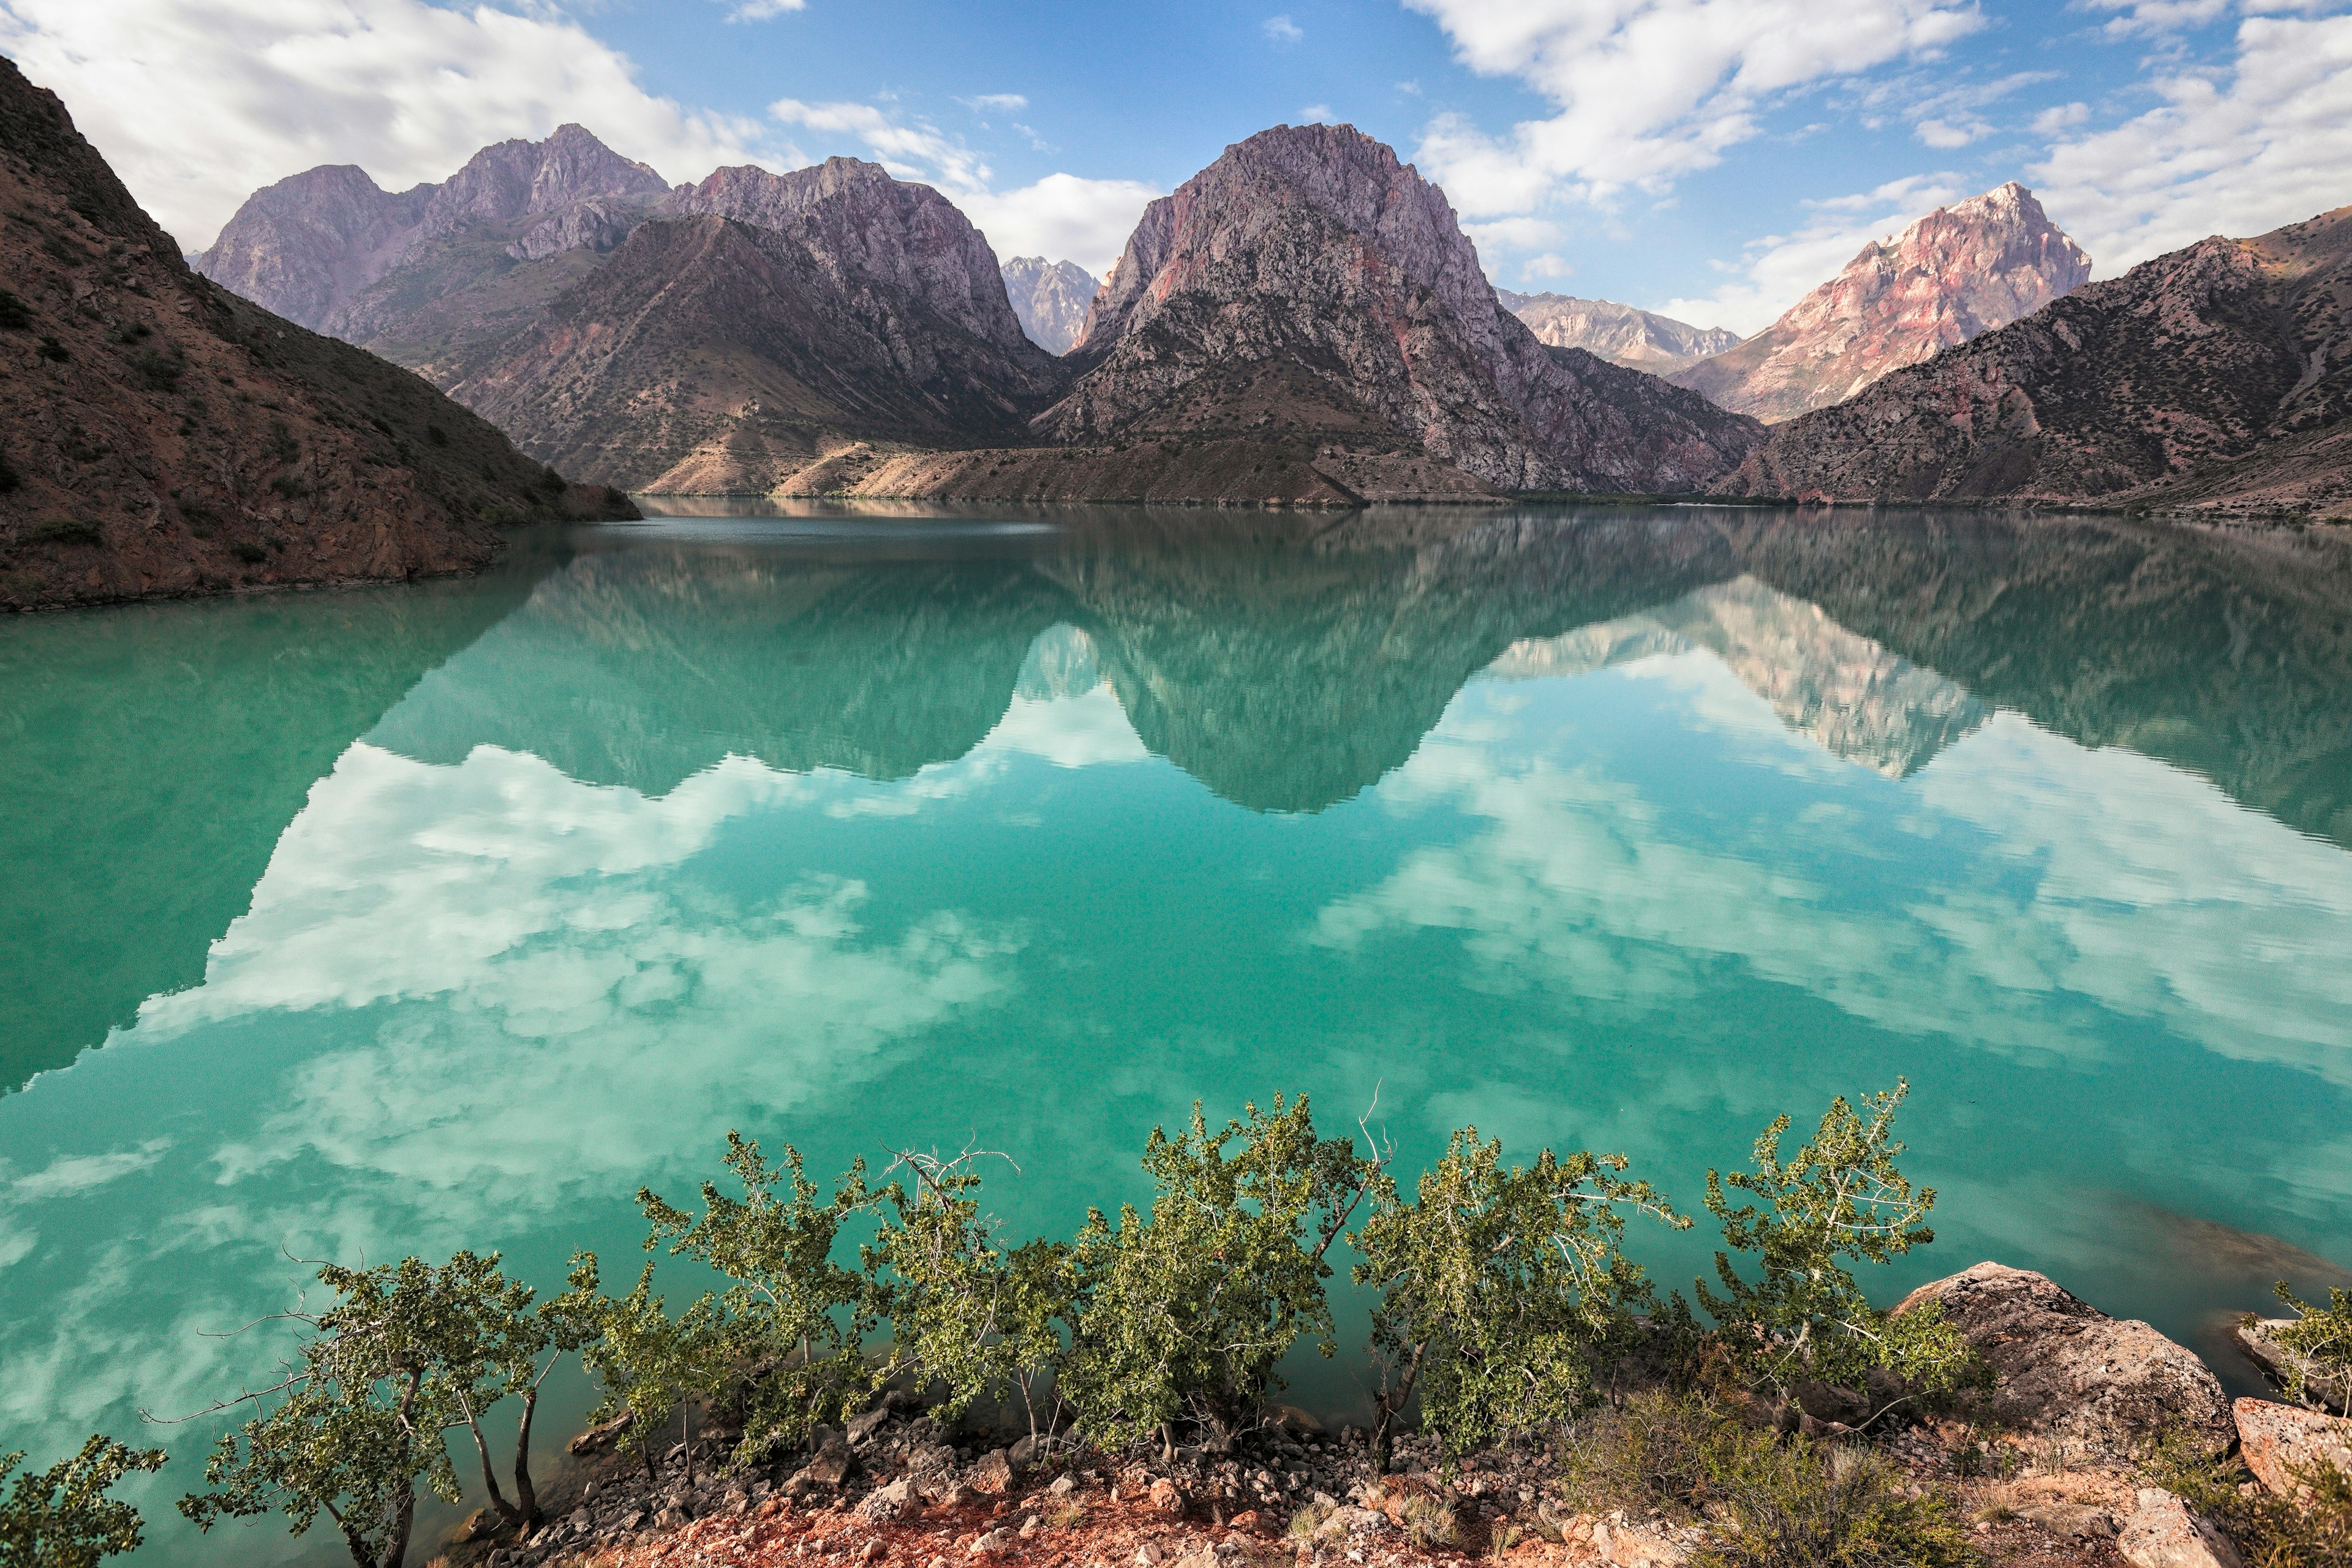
4 503 2350 1566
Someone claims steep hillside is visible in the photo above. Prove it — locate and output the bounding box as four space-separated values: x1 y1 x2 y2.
1496 290 1740 373
1673 184 2090 423
1002 256 1096 353
443 204 1062 492
0 60 631 612
1036 125 1762 496
1714 203 2352 517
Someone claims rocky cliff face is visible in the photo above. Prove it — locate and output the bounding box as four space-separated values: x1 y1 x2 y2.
1714 202 2352 517
1495 290 1741 374
443 195 1062 491
1040 124 1762 494
0 60 632 612
1001 256 1096 353
198 124 671 338
1672 183 2091 423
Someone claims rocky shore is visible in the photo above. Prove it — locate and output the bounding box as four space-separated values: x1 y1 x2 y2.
435 1262 2350 1568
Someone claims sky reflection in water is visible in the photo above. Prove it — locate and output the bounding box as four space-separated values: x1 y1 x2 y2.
2 504 2350 1563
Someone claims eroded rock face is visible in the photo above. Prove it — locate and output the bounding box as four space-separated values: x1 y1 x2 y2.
1672 183 2089 423
1002 257 1097 354
1496 290 1740 374
2234 1398 2352 1498
2119 1488 2245 1568
198 124 670 334
1714 202 2352 516
0 59 631 613
1893 1262 2232 1460
1041 124 1762 494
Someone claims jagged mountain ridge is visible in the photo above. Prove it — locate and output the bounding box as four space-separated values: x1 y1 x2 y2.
198 124 671 339
1001 256 1097 354
1714 202 2352 517
1672 183 2091 423
1038 124 1763 494
0 60 631 613
1495 290 1742 374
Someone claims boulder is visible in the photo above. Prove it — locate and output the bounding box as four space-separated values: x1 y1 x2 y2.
1006 1433 1039 1471
2018 1500 2115 1539
2233 1398 2352 1498
846 1408 891 1446
2118 1488 2243 1568
567 1412 635 1456
859 1476 918 1521
2233 1319 2352 1414
968 1449 1015 1495
1893 1262 2231 1459
1148 1477 1185 1513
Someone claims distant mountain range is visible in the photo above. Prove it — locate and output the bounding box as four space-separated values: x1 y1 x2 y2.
1001 257 1096 355
1493 292 1740 374
0 61 631 613
1716 203 2352 518
1672 183 2091 423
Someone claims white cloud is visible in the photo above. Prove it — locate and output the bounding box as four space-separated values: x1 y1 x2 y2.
1523 253 1575 280
1300 104 1337 123
725 0 806 18
2031 8 2352 274
767 100 1156 275
1264 13 1304 42
2083 0 2233 37
1643 173 1962 333
958 93 1030 115
0 0 777 252
1405 0 1983 214
1914 117 1983 146
2032 101 2093 134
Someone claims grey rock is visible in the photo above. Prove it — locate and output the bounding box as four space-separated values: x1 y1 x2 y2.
1893 1262 2233 1460
1001 256 1097 354
2119 1488 2244 1568
1495 291 1740 375
847 1408 892 1446
2019 1501 2114 1539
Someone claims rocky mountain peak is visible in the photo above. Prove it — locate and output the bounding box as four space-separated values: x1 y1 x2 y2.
420 123 668 238
1001 257 1096 354
1672 182 2092 423
1047 121 1762 493
1496 290 1743 374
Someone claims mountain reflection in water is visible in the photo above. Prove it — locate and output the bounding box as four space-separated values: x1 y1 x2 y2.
2 502 2350 1568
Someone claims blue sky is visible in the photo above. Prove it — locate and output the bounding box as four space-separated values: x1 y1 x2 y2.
6 0 2350 333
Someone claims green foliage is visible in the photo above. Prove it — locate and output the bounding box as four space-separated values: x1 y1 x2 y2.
864 1147 1079 1435
0 1434 165 1568
1693 1433 1977 1568
638 1133 876 1463
1695 1082 1977 1411
1060 1095 1379 1450
2274 1283 2352 1417
568 1253 726 1480
28 518 103 546
1562 1391 1733 1521
2146 1426 2352 1568
1352 1128 1687 1461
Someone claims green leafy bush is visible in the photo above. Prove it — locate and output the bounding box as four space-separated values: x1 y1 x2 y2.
567 1253 728 1488
636 1134 878 1463
1060 1095 1380 1451
1695 1082 1978 1416
1353 1129 1686 1464
0 1434 165 1568
2274 1283 2352 1417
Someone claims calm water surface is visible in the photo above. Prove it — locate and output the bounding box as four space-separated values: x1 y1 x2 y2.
5 502 2352 1562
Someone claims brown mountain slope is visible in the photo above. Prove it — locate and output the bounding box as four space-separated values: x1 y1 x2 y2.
1036 124 1762 496
443 207 1062 491
1713 202 2352 518
1673 183 2090 423
0 59 631 613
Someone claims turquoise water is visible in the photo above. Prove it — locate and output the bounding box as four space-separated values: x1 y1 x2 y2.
4 502 2351 1563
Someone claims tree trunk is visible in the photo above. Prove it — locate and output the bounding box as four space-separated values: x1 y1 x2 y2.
382 1485 415 1568
511 1389 541 1528
465 1411 521 1528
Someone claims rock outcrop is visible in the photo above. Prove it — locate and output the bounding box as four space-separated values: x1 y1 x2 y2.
1714 201 2352 516
0 59 631 612
198 124 671 338
2119 1488 2245 1568
2234 1398 2352 1498
1894 1263 2233 1460
1039 124 1763 494
1001 257 1096 354
1672 183 2090 423
1495 290 1741 374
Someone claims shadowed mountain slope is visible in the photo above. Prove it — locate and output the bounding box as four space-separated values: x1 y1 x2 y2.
1714 203 2352 516
0 61 630 613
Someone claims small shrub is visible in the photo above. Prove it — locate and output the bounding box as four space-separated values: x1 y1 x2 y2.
1561 1392 1733 1521
131 347 183 390
229 541 268 564
1694 1436 1975 1568
111 322 151 344
0 453 19 493
42 232 83 265
1398 1491 1461 1549
268 473 307 500
2273 1284 2352 1416
424 423 448 448
29 518 104 546
268 418 298 464
2146 1427 2352 1567
37 334 69 362
0 288 31 329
